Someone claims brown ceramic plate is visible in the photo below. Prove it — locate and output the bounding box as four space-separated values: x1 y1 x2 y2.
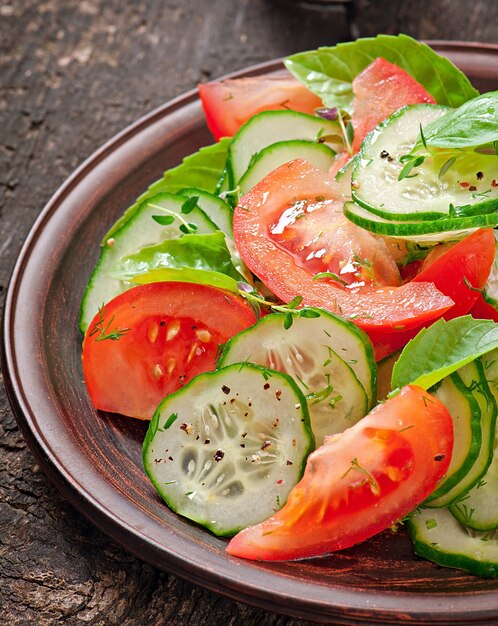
3 43 498 625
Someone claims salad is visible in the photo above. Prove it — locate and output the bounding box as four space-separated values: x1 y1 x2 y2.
80 34 498 576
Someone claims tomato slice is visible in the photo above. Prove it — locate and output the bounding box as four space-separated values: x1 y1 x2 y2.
351 58 436 152
233 159 454 332
226 385 453 561
198 77 322 140
470 295 498 322
82 282 256 419
370 229 496 360
412 228 495 319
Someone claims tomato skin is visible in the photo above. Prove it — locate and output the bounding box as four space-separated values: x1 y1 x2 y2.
412 229 495 319
227 385 453 561
470 295 498 322
82 282 256 419
368 229 495 359
351 58 436 152
198 77 322 140
233 159 453 332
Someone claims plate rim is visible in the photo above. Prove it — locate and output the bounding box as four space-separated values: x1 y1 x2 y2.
3 41 498 625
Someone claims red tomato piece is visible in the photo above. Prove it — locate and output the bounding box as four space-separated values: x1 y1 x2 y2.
233 159 454 332
82 282 256 419
351 58 436 152
198 77 322 140
470 295 498 322
412 229 495 319
370 229 496 360
227 385 453 561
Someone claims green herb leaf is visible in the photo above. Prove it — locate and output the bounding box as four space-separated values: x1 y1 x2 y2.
312 271 347 286
284 34 477 112
152 214 175 226
391 316 498 390
283 312 294 330
286 295 304 310
421 91 498 149
181 196 199 214
299 308 321 319
438 155 458 179
397 155 426 181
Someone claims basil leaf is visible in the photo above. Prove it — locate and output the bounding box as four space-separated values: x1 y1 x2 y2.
285 34 478 112
391 316 498 390
111 231 242 282
103 138 231 242
421 91 498 149
160 138 231 194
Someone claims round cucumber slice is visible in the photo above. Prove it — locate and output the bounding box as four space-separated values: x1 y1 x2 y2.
428 360 496 508
178 188 233 237
79 192 217 332
352 104 498 221
344 201 498 243
450 352 498 531
218 308 376 443
227 110 343 186
425 370 482 506
143 363 314 536
238 140 336 196
408 507 498 578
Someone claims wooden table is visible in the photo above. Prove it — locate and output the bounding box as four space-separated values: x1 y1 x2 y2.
1 1 497 624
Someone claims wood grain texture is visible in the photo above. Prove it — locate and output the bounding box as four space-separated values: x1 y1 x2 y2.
1 1 497 625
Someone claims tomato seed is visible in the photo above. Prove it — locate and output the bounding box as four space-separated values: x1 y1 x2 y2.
195 328 211 343
150 363 164 380
147 322 159 343
166 320 180 341
187 342 200 364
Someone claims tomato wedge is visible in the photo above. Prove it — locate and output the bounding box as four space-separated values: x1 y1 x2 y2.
351 58 436 152
227 385 453 561
471 295 498 322
82 282 256 419
412 228 495 319
233 159 454 332
370 229 496 360
198 77 322 140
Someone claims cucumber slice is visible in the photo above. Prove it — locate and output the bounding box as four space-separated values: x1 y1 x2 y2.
407 507 498 578
227 110 343 186
142 363 314 536
335 154 357 200
178 188 233 237
352 104 498 221
428 360 496 508
344 201 498 243
450 351 498 530
79 193 217 332
238 140 336 196
218 308 376 443
103 138 231 243
425 370 482 506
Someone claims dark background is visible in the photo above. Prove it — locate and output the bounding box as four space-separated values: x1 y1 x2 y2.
1 1 497 624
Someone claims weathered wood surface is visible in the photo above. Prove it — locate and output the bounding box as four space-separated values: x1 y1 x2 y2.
1 1 497 624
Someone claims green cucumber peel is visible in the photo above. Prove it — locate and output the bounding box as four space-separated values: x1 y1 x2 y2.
391 316 498 391
284 34 478 112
